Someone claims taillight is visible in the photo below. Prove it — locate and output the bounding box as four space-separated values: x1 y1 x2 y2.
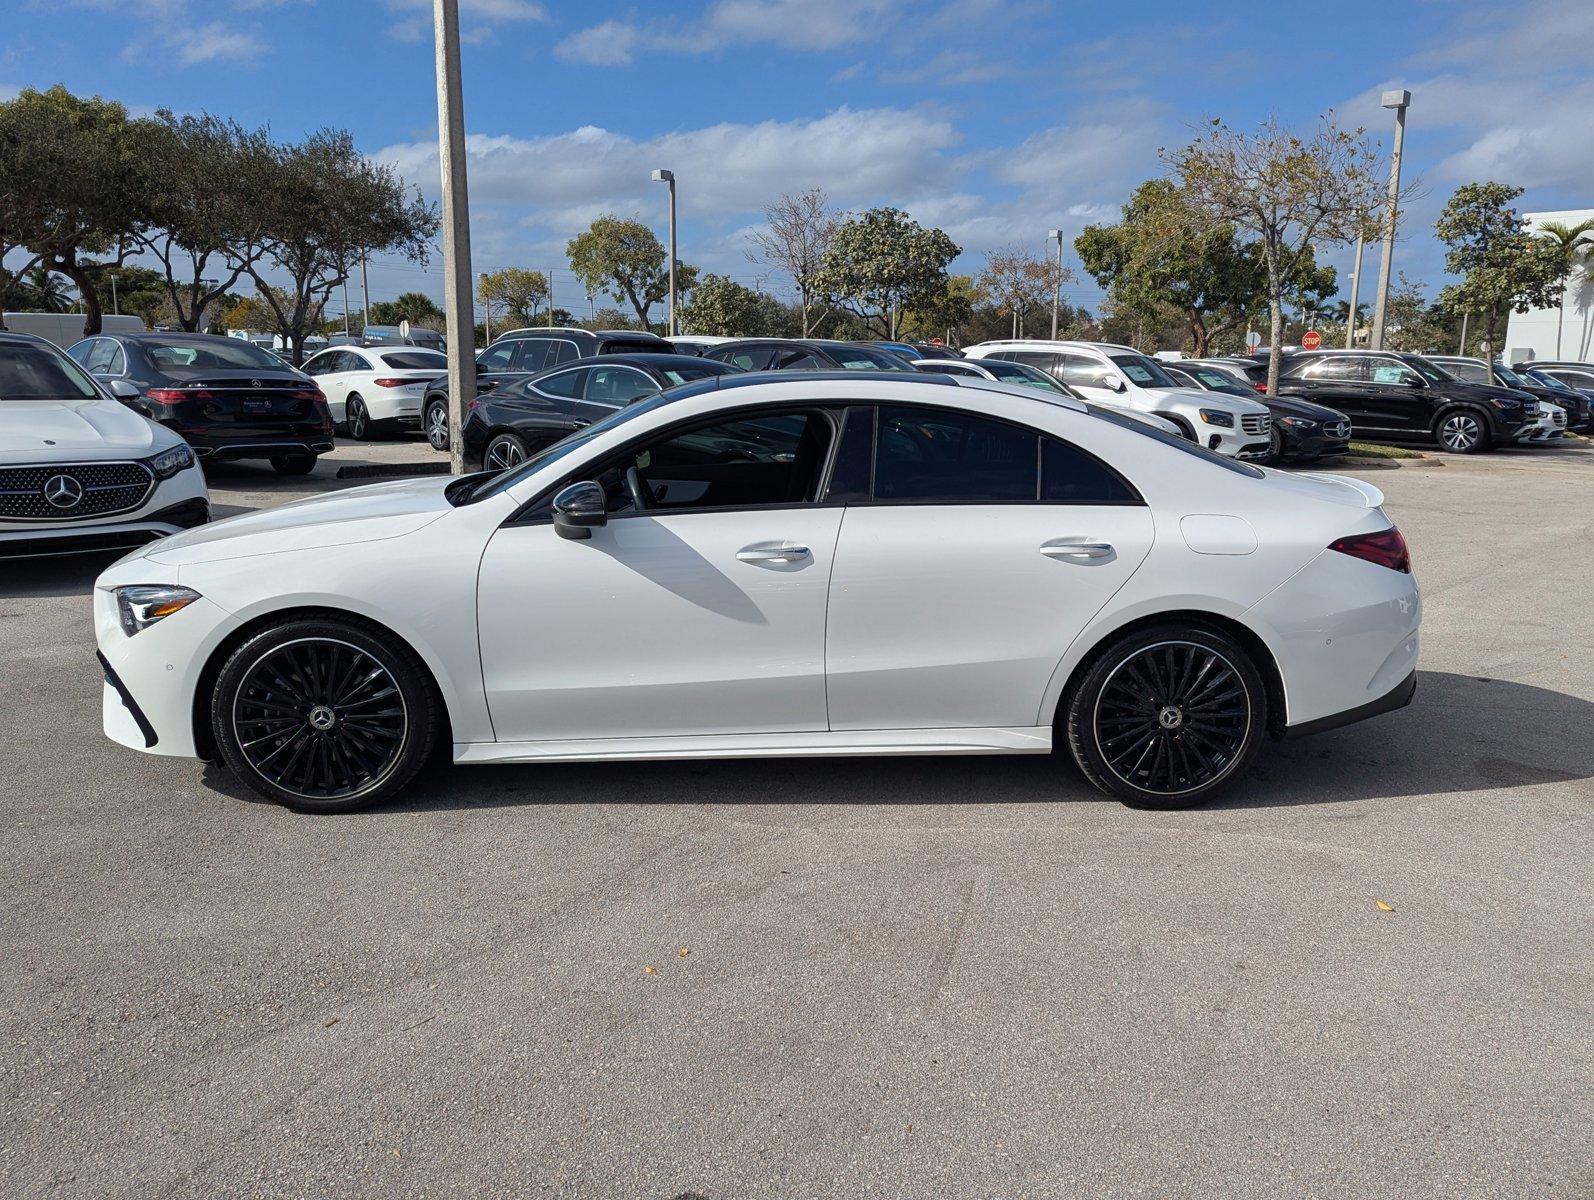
1252 381 1269 394
144 388 193 405
372 377 410 388
1329 528 1411 573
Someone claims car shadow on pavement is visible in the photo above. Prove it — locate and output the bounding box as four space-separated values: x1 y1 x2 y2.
0 552 122 599
193 668 1590 815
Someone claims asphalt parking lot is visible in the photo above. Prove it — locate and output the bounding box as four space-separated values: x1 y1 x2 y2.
1 435 1590 1199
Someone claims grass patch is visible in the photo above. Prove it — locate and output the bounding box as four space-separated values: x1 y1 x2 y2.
1344 442 1425 460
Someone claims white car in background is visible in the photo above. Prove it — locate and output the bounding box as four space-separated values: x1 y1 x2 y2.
1 333 209 559
95 371 1419 815
964 340 1273 458
299 345 449 439
915 358 1184 436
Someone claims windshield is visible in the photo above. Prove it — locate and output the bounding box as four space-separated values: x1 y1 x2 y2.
145 336 290 371
1401 355 1452 384
983 359 1070 394
378 350 447 369
453 389 683 505
831 346 902 370
0 341 100 400
1184 368 1254 397
1524 368 1574 393
659 361 733 386
1491 363 1528 387
1109 354 1180 389
1085 404 1266 478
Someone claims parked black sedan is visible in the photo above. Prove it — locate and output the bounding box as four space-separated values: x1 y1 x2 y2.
68 332 334 474
462 354 742 471
1164 362 1352 460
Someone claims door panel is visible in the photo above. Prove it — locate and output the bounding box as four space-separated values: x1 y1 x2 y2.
478 508 844 741
825 504 1154 730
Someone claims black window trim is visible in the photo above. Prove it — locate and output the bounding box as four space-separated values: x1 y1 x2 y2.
839 402 1145 509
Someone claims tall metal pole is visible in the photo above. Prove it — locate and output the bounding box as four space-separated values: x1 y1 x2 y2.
652 169 677 336
1345 232 1364 348
110 273 119 316
1369 90 1410 351
1458 311 1469 356
480 274 491 342
341 276 351 336
1048 228 1062 339
547 268 555 327
433 0 475 475
360 251 370 333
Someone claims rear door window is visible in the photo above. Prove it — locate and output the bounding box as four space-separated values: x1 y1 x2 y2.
513 341 551 372
535 367 588 399
874 406 1038 503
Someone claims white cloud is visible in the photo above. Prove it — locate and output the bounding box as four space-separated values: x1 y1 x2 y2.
168 21 269 65
556 0 900 64
384 0 548 44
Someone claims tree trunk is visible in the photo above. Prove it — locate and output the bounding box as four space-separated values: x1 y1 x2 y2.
54 256 102 338
1189 310 1209 358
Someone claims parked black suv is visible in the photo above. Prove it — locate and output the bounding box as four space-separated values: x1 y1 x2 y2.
1274 350 1534 453
1427 356 1591 432
1165 361 1351 460
68 332 335 474
702 339 909 372
422 327 674 450
1508 361 1594 430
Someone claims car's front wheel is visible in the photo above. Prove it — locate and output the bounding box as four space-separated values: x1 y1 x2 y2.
1434 409 1491 453
1063 623 1268 809
211 616 441 813
270 455 317 476
424 399 450 451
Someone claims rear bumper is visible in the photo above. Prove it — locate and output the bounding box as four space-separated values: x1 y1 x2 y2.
193 439 333 461
1283 669 1415 738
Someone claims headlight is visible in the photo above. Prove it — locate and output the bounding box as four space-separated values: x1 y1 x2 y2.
147 443 195 479
1198 408 1234 428
115 585 201 637
1278 416 1318 430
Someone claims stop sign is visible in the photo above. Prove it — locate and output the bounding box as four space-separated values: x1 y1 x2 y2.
1302 329 1322 350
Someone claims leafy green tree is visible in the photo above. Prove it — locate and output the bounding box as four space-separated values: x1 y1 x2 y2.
369 291 444 326
1076 179 1267 357
567 215 698 331
1 86 148 336
1 265 74 313
1434 182 1563 358
478 267 549 329
898 273 977 343
976 246 1072 340
1164 115 1388 394
131 110 274 332
245 129 438 363
682 274 767 335
815 207 961 338
1535 218 1594 357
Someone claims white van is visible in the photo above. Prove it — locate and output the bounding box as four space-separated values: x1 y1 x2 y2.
2 312 145 349
964 339 1272 458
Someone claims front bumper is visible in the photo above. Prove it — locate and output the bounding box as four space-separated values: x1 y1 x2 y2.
0 467 209 559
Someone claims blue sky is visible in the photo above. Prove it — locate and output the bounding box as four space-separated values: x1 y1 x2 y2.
8 0 1594 320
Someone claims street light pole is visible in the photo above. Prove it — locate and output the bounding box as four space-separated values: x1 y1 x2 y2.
360 251 371 334
1345 230 1365 348
480 274 491 342
651 169 677 336
1047 228 1062 339
1369 89 1410 351
433 0 476 476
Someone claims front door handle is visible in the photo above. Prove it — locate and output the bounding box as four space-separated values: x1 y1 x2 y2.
1041 539 1114 561
736 542 811 565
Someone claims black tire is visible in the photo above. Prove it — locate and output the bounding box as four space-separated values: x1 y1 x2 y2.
1063 622 1269 810
1266 426 1286 463
270 455 317 476
424 398 450 451
484 431 529 472
211 616 441 813
346 395 373 441
1433 408 1491 454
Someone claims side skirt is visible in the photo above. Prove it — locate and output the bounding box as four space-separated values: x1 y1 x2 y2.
454 726 1053 765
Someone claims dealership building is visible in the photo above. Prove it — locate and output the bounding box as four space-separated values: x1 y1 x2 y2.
1504 208 1594 364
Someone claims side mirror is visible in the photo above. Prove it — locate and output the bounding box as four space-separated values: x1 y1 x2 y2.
107 379 141 399
1102 375 1126 393
552 481 607 541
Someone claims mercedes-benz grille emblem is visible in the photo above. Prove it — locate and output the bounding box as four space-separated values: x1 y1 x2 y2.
43 474 84 509
250 378 262 388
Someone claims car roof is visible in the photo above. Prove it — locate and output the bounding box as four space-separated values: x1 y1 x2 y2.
0 331 51 345
575 353 735 370
655 368 1088 412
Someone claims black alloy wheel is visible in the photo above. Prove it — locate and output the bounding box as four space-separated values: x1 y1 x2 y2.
213 617 440 812
346 395 372 440
1065 624 1267 809
484 432 528 472
425 399 450 451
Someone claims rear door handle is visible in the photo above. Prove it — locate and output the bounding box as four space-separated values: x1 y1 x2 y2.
736 542 811 565
1041 539 1114 561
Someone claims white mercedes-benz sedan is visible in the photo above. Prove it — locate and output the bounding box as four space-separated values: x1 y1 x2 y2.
2 333 209 560
93 371 1420 814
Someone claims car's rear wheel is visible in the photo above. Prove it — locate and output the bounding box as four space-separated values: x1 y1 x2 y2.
1064 623 1268 809
424 399 450 451
484 432 528 471
212 616 441 813
346 395 373 441
1434 409 1490 453
270 455 317 476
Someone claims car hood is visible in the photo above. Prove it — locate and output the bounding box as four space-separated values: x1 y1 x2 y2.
138 475 457 566
1158 386 1269 414
1264 396 1349 423
0 399 173 464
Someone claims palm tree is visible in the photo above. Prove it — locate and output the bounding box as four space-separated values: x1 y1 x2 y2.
1537 219 1594 357
3 265 74 313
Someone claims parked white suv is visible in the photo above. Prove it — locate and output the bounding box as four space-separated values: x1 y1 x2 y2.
0 332 209 559
964 340 1272 458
